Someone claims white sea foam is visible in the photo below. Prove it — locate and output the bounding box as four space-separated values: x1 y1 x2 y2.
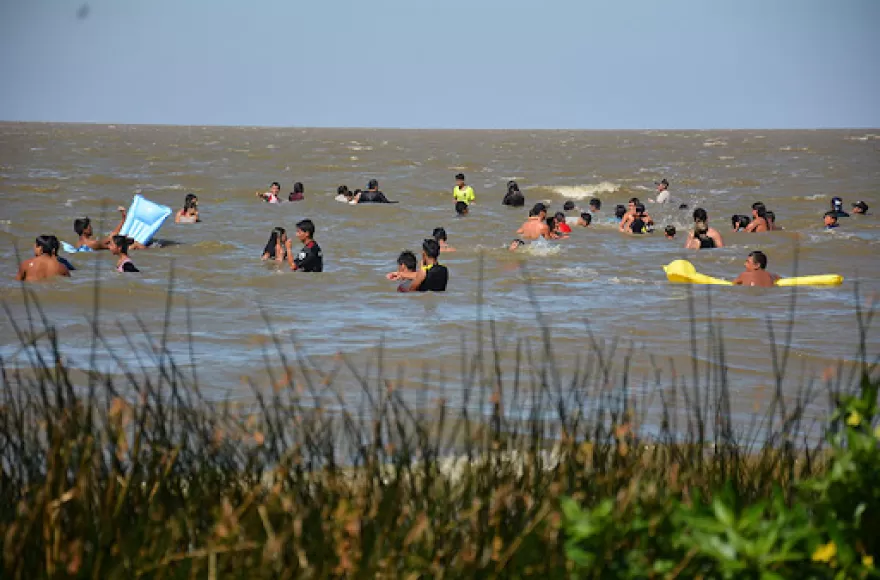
521 240 562 256
718 156 735 160
703 139 727 147
555 266 599 280
551 181 620 199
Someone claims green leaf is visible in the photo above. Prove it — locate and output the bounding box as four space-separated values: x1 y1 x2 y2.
712 498 735 528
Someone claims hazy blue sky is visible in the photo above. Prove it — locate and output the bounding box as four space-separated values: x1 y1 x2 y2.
1 0 878 129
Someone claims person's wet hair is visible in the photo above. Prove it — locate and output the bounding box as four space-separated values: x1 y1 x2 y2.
678 203 689 210
183 193 198 211
296 219 315 238
397 250 417 271
111 235 133 254
581 212 592 225
635 203 646 214
693 207 708 222
74 217 91 236
563 201 575 211
455 173 465 181
664 225 676 237
293 182 304 194
367 178 379 189
532 202 546 214
35 235 60 256
749 250 768 269
614 205 626 219
753 203 767 218
766 210 775 222
554 211 566 222
629 197 640 205
271 182 281 189
546 216 556 230
529 207 540 217
589 198 601 210
455 201 468 215
507 180 520 192
263 227 286 258
432 227 447 242
337 185 350 196
422 238 441 259
509 238 525 249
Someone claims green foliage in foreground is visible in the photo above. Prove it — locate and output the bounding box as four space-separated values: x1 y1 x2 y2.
1 284 878 578
562 376 880 579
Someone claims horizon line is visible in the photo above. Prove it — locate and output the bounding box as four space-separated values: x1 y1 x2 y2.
1 119 879 133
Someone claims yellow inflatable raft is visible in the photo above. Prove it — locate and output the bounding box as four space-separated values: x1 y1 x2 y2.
663 260 843 287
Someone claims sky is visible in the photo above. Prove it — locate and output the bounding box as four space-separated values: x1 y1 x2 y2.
0 0 878 129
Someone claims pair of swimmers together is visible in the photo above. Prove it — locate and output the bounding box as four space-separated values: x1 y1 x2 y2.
730 202 777 233
386 238 449 292
824 196 869 229
256 182 305 204
260 219 323 272
335 180 397 204
15 233 138 281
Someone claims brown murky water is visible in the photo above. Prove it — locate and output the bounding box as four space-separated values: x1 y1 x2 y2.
1 123 878 426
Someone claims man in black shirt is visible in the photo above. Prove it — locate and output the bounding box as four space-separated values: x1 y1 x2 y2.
286 219 323 272
353 179 397 204
385 239 448 292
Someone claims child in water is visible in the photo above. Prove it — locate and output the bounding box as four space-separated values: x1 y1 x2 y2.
109 236 139 272
824 212 839 230
261 227 288 262
733 251 777 287
285 219 323 272
15 235 70 281
455 201 469 216
664 225 676 239
433 227 456 252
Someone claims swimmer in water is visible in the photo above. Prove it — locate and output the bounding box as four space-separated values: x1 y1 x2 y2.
335 185 354 203
548 216 568 239
109 236 140 272
828 196 849 218
619 198 653 232
554 212 572 234
15 235 70 281
824 211 839 230
453 173 475 207
508 238 526 251
386 239 448 292
664 225 676 239
852 200 869 215
502 181 525 207
589 198 601 212
175 194 200 223
653 178 671 203
256 182 282 203
686 221 717 249
433 227 457 252
576 212 592 227
261 227 288 262
766 210 779 231
612 204 626 223
284 219 323 272
353 179 397 203
733 251 778 287
455 201 469 216
731 214 751 232
744 202 770 232
288 182 305 202
517 207 551 240
621 202 653 234
73 207 130 251
686 208 724 247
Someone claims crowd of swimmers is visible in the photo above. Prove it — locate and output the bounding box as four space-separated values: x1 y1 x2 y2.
14 171 872 288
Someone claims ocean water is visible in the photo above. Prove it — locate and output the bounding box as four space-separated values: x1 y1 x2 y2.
1 123 878 427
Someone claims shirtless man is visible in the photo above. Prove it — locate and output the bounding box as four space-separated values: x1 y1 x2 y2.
620 201 654 233
16 236 70 281
685 208 724 247
517 207 551 240
733 251 778 287
744 202 770 233
73 207 128 251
